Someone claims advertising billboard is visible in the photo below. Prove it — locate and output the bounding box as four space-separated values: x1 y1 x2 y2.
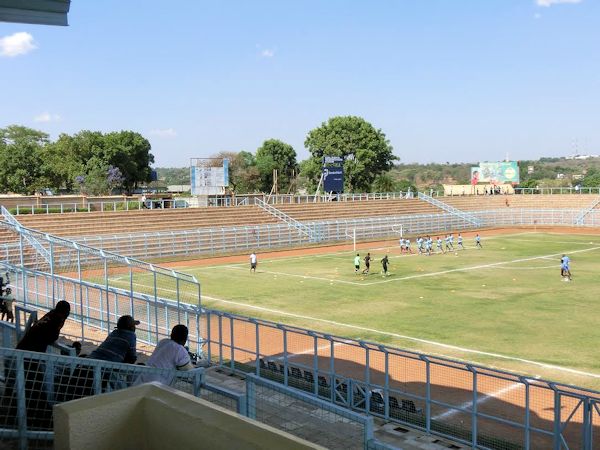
323 165 344 192
470 161 519 184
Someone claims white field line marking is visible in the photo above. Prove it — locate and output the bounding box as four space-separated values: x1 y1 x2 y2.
200 293 600 379
496 265 556 270
509 238 595 245
218 245 600 287
360 245 600 286
105 276 600 379
224 266 364 285
432 381 530 421
174 231 539 271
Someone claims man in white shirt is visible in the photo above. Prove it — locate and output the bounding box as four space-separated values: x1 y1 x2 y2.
250 252 257 273
138 325 194 385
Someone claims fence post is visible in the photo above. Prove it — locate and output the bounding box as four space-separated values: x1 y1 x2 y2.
230 316 235 371
421 355 431 433
553 386 561 450
471 366 478 448
255 321 260 376
245 376 256 419
15 352 28 450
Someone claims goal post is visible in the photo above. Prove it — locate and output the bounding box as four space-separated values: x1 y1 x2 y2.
344 223 403 251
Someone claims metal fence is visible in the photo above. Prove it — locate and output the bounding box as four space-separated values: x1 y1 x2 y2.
40 208 600 262
49 213 475 261
0 219 201 329
7 254 600 449
0 347 205 450
245 373 380 450
10 198 189 215
203 309 600 450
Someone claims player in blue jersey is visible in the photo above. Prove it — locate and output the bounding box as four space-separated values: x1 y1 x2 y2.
475 234 482 249
405 238 412 254
417 237 424 255
426 237 433 255
444 235 452 252
436 237 444 254
399 238 406 253
560 254 572 281
448 234 455 250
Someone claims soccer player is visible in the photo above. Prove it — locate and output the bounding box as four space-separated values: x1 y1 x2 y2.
399 238 405 253
405 238 412 254
362 253 371 274
250 252 258 273
445 235 452 252
436 237 444 254
457 233 465 250
417 237 424 255
381 255 390 276
354 253 361 274
475 234 482 249
426 236 433 256
560 255 572 281
448 234 455 250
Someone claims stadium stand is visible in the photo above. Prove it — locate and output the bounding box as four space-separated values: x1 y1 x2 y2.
275 198 444 222
441 193 600 211
16 205 279 238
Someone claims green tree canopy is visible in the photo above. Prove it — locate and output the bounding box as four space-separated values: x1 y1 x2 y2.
303 116 397 192
255 139 297 193
0 125 48 194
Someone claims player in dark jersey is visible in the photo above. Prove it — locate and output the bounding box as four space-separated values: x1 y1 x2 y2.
362 253 371 274
381 255 390 277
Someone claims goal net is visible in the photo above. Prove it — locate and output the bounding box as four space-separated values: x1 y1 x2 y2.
344 223 403 251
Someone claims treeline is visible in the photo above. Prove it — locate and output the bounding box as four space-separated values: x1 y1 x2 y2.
0 125 154 195
158 116 400 194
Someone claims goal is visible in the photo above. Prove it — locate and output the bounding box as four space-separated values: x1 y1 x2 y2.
344 223 403 251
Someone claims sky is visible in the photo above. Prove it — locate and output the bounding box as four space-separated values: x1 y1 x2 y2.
1 0 599 167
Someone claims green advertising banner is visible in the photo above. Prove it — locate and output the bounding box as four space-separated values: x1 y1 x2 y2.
470 161 520 184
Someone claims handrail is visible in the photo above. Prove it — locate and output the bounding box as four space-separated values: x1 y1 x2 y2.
1 206 52 264
417 192 482 226
574 196 600 225
253 198 314 238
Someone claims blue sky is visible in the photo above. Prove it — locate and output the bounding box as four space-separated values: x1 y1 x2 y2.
1 0 599 166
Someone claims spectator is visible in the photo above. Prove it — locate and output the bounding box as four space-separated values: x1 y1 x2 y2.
138 324 194 385
88 315 138 364
16 301 70 353
1 287 15 322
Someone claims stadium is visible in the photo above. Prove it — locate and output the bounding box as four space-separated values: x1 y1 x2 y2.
2 187 600 449
3 1 600 449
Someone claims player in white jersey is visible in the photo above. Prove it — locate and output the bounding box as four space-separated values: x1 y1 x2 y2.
457 233 465 249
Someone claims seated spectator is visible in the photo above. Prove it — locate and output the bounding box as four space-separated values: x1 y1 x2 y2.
0 287 15 322
137 324 194 385
88 315 138 364
16 300 70 352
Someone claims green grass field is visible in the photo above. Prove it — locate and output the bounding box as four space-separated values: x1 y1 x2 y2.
152 231 600 388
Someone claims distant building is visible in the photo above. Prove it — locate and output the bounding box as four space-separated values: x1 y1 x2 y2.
565 154 599 160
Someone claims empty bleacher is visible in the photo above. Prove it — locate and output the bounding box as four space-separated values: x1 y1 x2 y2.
277 198 444 222
441 194 600 211
16 205 279 238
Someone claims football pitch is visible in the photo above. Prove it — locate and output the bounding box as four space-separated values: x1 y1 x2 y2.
167 231 600 388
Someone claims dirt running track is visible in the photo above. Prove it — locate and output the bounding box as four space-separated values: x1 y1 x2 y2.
38 226 600 448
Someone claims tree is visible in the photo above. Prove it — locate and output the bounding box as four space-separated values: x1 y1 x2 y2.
303 116 397 192
371 173 397 192
0 125 48 194
255 139 297 193
103 131 154 192
582 168 600 188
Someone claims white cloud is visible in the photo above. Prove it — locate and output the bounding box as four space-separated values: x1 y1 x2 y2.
261 49 275 58
0 32 37 57
536 0 582 7
34 112 61 123
149 128 177 138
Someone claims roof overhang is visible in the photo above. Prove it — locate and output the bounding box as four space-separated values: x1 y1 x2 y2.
0 0 71 26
